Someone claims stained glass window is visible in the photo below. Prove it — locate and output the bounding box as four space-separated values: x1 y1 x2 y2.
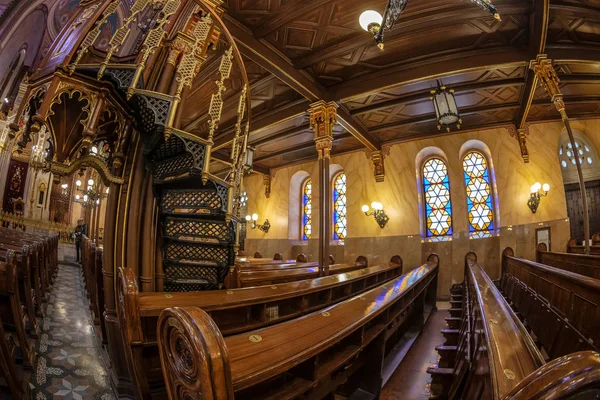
423 158 452 237
302 179 312 240
333 172 347 241
463 152 494 234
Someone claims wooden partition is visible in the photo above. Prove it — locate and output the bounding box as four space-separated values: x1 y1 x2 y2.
157 256 439 399
537 243 600 279
501 247 600 358
429 251 600 399
118 257 406 399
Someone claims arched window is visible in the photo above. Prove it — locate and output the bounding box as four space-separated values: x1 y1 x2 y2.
423 158 452 237
463 152 494 235
302 178 312 240
332 172 347 241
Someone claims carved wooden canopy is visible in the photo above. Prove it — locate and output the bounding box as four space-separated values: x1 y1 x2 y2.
174 0 600 174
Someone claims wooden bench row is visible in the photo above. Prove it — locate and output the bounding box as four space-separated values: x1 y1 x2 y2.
80 236 107 345
503 247 599 357
428 250 600 399
226 256 371 289
118 256 405 399
538 242 600 279
0 227 59 399
156 255 440 399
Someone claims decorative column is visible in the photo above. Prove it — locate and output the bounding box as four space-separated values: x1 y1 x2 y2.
309 101 337 276
531 54 590 253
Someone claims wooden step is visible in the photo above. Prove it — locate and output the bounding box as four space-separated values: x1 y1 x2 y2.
449 300 462 308
445 317 461 329
427 366 453 377
448 307 462 317
427 366 454 399
435 345 457 364
450 294 462 301
441 328 459 345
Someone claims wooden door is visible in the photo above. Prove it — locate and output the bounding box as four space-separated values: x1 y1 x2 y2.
564 180 600 243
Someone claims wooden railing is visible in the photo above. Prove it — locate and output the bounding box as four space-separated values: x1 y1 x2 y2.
156 256 439 399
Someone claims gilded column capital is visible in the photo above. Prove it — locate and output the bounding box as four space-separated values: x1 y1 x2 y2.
309 101 337 160
530 54 568 120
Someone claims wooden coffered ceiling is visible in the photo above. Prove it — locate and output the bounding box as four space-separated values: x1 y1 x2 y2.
178 0 600 174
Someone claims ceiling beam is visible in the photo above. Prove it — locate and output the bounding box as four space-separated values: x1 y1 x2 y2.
351 77 526 116
370 103 521 133
250 124 309 147
253 0 331 39
254 133 353 162
223 14 326 102
212 99 309 150
514 0 550 129
331 49 531 101
336 106 380 151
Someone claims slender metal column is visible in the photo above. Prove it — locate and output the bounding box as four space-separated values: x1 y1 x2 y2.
309 101 337 275
531 55 590 254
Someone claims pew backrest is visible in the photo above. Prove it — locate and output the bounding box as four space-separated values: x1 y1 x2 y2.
157 256 438 399
537 245 600 279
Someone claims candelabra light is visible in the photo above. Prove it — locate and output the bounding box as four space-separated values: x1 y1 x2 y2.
245 213 270 233
362 202 390 228
527 182 550 214
74 178 108 208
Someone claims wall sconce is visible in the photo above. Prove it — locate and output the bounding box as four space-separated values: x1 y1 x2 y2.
245 213 270 233
527 182 550 214
361 202 389 228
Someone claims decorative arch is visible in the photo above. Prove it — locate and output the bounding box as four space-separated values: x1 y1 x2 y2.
557 130 600 184
288 170 310 240
50 155 124 185
459 140 500 235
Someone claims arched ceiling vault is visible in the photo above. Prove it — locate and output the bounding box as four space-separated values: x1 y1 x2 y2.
178 0 600 174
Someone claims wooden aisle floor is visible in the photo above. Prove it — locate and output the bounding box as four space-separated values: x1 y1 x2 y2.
380 304 448 400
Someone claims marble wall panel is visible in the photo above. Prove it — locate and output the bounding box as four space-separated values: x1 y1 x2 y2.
242 119 583 298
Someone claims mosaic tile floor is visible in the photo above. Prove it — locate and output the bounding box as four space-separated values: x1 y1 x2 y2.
30 264 116 400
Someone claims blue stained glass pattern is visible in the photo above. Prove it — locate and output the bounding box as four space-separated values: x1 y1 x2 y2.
423 158 453 237
302 179 312 240
463 152 494 234
333 173 347 241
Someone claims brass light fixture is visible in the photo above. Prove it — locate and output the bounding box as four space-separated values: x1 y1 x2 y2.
430 86 461 132
245 213 270 233
360 0 500 50
361 202 389 228
74 178 108 208
527 182 550 214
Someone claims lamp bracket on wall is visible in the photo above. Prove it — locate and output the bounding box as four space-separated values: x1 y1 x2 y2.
245 213 271 233
527 182 550 214
362 202 389 228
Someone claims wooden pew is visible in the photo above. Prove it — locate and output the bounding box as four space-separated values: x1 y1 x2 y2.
157 255 439 399
567 238 600 255
0 244 39 335
0 312 30 399
0 250 34 368
428 252 600 399
500 247 599 359
0 235 46 311
117 257 407 399
227 256 369 289
0 227 57 301
537 243 600 279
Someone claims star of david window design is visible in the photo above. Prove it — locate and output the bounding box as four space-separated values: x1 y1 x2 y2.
423 158 452 237
302 179 312 240
463 152 494 234
333 172 347 242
